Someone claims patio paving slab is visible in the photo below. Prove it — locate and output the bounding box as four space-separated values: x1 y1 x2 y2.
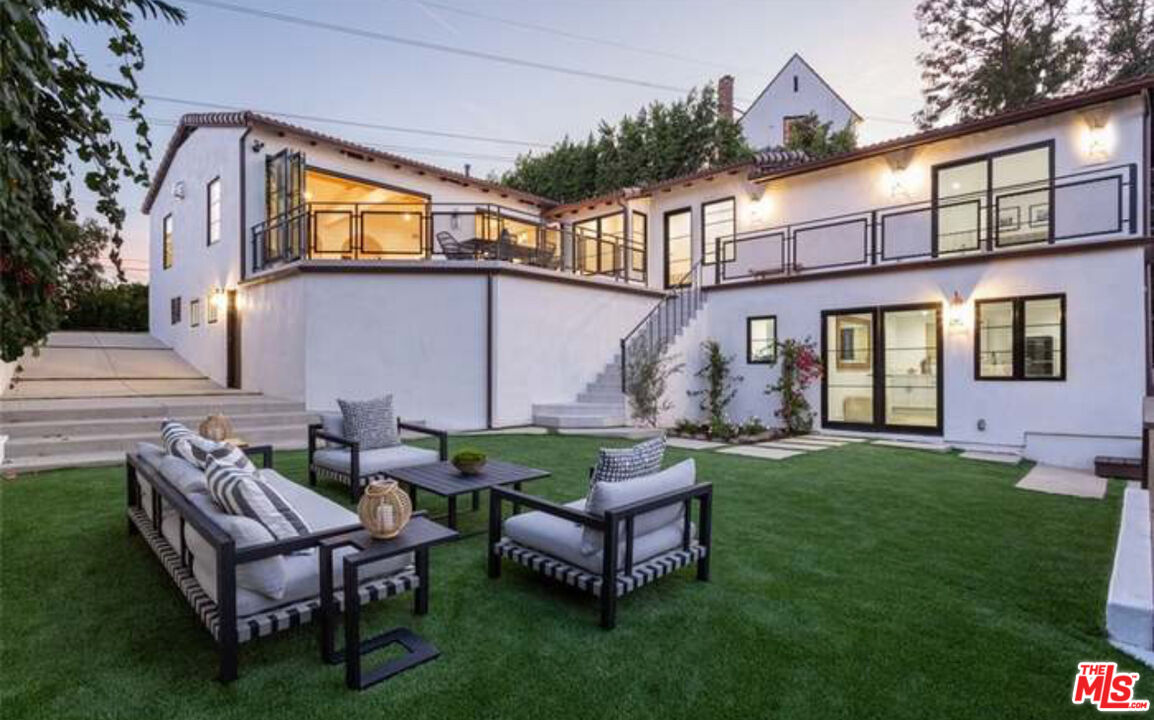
1016 464 1107 499
758 441 828 451
960 451 1021 465
460 427 549 436
873 440 950 453
811 434 870 442
666 437 726 450
717 446 802 461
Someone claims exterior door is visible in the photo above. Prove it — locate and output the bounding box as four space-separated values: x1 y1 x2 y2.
226 290 241 389
664 208 692 288
822 304 942 434
264 150 306 260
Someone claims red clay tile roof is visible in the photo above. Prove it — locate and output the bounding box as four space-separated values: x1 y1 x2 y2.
140 111 556 213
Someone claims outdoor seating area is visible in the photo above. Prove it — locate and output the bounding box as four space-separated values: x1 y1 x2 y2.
1 430 1138 717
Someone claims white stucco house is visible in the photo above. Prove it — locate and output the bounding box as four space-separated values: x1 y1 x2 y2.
726 53 862 150
143 74 1154 469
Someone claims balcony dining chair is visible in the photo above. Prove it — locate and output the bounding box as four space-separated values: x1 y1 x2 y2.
435 231 477 261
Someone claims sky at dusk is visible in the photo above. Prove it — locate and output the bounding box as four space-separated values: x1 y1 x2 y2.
49 0 926 282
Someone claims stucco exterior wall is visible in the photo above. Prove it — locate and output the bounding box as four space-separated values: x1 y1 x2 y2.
678 245 1146 468
740 56 858 150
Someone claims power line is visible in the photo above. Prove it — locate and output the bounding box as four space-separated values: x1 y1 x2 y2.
411 0 759 77
180 0 697 95
139 94 550 149
109 114 521 163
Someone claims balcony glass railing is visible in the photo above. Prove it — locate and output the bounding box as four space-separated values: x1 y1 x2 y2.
713 163 1139 284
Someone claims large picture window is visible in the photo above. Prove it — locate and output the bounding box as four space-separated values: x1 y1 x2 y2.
747 316 777 364
664 208 692 288
933 142 1053 254
975 294 1065 380
207 177 221 245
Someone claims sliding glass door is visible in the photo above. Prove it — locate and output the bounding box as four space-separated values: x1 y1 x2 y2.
822 304 942 433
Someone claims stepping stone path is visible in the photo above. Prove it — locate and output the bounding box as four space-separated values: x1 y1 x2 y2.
872 440 950 453
1016 464 1107 499
666 437 727 451
717 446 803 461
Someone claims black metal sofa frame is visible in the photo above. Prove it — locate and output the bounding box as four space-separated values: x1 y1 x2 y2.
487 482 713 629
125 447 420 682
307 419 449 502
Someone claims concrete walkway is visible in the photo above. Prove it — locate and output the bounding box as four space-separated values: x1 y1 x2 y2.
4 332 237 399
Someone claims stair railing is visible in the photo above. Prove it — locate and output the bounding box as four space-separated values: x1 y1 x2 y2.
619 260 706 393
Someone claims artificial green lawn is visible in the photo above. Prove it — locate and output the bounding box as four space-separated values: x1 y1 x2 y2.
1 435 1147 719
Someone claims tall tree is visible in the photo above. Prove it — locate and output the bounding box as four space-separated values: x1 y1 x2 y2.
1087 0 1154 82
501 83 754 203
783 113 858 159
914 0 1087 129
0 0 184 361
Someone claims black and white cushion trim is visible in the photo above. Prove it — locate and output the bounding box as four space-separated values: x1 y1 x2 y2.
493 537 705 598
312 464 390 486
585 435 667 505
128 508 418 643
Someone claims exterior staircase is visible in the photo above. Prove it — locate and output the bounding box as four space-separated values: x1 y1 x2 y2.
0 332 315 474
532 263 706 429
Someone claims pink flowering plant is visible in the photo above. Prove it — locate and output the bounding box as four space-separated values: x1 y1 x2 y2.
766 337 824 434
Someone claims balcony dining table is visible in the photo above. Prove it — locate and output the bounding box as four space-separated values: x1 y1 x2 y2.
460 237 542 263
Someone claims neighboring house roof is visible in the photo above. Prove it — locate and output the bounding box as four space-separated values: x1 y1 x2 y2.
737 53 863 123
140 111 556 214
747 72 1154 184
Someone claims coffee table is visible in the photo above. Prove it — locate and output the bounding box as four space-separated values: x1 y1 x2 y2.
319 515 458 690
387 460 550 531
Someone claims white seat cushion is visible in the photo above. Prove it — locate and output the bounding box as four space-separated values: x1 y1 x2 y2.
503 500 693 574
313 445 438 477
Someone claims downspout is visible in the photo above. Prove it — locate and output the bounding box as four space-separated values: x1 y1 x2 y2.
1143 89 1153 397
238 127 252 282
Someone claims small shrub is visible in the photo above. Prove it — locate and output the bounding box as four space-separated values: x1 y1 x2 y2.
626 342 684 428
687 339 743 433
766 337 824 434
672 418 700 436
451 449 487 464
740 416 767 435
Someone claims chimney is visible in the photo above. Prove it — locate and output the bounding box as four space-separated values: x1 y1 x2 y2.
718 75 735 121
464 163 472 178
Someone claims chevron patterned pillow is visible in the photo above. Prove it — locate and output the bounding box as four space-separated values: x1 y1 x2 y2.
161 420 254 472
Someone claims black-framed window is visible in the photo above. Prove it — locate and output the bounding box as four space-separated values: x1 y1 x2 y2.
190 298 201 328
783 115 806 145
664 207 692 288
747 316 777 364
162 214 174 269
975 294 1065 381
170 297 181 325
631 211 648 277
932 141 1054 255
207 177 221 245
702 197 735 267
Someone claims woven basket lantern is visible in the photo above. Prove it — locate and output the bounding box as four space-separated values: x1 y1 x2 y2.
357 480 412 540
199 413 233 442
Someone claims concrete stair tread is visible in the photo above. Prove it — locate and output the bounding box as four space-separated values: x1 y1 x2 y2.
2 437 310 474
1 411 316 439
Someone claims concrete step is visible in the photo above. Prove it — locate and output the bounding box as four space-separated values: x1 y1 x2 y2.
4 424 309 461
0 411 317 440
0 395 303 424
531 402 625 416
577 391 626 404
533 412 628 429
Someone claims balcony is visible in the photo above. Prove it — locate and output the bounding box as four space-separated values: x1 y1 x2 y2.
250 202 646 285
713 162 1139 284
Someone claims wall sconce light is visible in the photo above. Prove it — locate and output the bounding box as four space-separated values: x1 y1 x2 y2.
172 181 185 200
1081 107 1112 163
948 290 966 329
251 139 265 153
744 180 767 202
212 287 228 312
885 148 916 200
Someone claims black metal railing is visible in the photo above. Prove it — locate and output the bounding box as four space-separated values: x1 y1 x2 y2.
715 163 1138 284
619 260 706 393
572 225 648 285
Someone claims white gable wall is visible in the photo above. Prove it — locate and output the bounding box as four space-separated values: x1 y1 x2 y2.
740 55 858 150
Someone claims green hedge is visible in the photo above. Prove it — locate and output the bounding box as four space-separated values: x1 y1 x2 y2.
60 283 148 331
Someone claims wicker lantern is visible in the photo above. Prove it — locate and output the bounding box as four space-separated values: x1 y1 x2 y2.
199 413 233 441
357 480 412 540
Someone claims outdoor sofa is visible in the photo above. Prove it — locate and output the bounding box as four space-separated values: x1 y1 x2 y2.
126 443 423 682
487 458 713 628
308 413 448 502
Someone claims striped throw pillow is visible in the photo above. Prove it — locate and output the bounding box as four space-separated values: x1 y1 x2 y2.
161 421 254 472
205 457 311 542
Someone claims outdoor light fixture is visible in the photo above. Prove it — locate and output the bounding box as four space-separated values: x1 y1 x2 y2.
1080 107 1112 163
948 290 966 329
744 180 767 202
251 139 265 153
212 287 227 312
885 148 916 199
